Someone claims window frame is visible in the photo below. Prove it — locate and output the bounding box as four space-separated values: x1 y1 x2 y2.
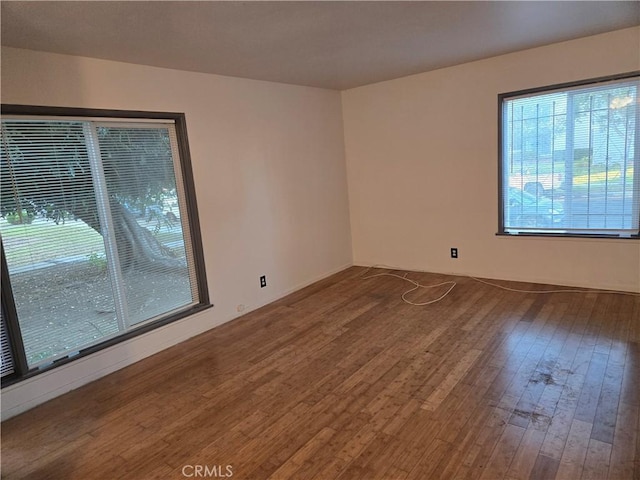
1 104 212 387
497 71 640 239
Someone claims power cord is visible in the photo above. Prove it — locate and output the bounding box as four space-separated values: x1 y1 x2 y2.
468 275 640 296
360 265 456 306
361 264 640 306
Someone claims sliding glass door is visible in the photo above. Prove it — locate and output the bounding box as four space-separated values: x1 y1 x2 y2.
1 115 204 371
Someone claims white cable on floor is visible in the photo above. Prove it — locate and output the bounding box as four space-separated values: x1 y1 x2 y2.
361 264 640 306
360 265 456 306
467 275 640 296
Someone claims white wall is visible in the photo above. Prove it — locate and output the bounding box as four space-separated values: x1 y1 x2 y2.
1 47 353 419
342 27 640 293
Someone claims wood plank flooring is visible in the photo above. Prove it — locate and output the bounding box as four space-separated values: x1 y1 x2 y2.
2 266 639 479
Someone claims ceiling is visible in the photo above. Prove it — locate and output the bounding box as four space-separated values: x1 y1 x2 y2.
2 1 639 91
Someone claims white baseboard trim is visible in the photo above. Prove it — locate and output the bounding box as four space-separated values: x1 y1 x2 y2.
353 261 640 293
250 261 354 312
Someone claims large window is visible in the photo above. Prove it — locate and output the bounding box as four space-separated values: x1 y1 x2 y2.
499 72 639 237
1 106 209 384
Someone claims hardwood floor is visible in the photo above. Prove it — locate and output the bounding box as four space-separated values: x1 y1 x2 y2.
2 266 639 479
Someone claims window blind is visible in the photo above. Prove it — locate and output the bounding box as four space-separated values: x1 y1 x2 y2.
500 75 640 236
1 308 14 377
1 117 201 368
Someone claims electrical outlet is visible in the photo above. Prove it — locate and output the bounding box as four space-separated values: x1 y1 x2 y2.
260 275 267 288
451 248 458 259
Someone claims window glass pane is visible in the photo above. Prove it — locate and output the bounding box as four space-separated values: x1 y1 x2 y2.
0 121 119 366
502 77 639 235
96 125 196 326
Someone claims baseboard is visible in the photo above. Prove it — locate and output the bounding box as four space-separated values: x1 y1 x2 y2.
353 261 640 293
255 261 354 309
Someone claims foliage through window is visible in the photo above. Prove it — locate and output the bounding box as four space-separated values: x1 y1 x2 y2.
499 73 639 237
0 107 209 380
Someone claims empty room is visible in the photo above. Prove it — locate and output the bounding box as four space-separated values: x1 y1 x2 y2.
1 1 639 479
